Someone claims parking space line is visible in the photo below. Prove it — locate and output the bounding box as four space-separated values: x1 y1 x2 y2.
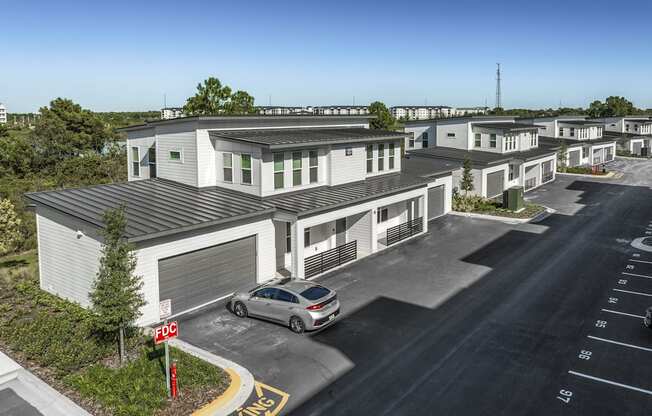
613 288 652 297
588 335 652 353
568 371 652 396
601 308 645 319
630 259 652 265
622 272 652 280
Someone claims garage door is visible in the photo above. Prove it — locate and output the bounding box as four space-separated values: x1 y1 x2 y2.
568 150 581 167
486 171 504 199
633 142 642 155
158 236 256 316
427 185 445 220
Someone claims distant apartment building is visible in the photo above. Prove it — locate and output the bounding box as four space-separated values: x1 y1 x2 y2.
314 106 370 116
161 107 184 120
390 106 453 120
0 103 7 124
257 106 314 116
597 116 652 156
453 107 489 117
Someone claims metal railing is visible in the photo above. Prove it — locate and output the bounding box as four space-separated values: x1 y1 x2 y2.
524 177 537 190
386 217 423 246
542 172 554 183
304 240 357 278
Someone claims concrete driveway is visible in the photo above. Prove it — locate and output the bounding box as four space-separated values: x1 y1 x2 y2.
179 158 652 415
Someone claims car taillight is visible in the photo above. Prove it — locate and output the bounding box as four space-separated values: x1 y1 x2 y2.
307 303 325 311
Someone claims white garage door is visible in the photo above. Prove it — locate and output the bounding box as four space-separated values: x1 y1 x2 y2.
486 171 504 199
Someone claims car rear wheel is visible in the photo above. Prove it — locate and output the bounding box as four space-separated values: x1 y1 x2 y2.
289 316 305 334
233 301 248 318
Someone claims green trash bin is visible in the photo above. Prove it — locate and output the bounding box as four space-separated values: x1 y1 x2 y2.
503 186 524 211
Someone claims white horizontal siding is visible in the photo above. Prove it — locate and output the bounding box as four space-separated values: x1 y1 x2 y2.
156 130 198 187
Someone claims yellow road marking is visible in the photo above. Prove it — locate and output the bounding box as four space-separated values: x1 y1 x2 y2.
236 381 290 416
193 368 240 416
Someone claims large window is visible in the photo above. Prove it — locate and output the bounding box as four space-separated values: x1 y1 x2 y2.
309 150 318 183
504 135 516 151
422 132 429 148
366 144 373 173
292 152 302 186
489 134 497 148
530 133 538 147
378 144 385 171
223 153 233 182
274 153 284 189
241 154 252 185
131 146 140 177
285 222 291 253
475 133 481 147
389 143 395 169
376 207 388 223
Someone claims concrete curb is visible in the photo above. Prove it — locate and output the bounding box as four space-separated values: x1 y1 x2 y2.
616 156 651 161
528 206 556 224
450 206 555 225
169 338 254 416
556 171 615 179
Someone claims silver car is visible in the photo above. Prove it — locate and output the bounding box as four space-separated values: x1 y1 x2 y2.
230 278 340 333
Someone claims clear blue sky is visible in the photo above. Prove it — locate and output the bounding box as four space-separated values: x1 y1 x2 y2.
2 0 651 112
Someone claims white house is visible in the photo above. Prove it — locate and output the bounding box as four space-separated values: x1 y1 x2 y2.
404 116 557 198
160 107 184 120
0 103 7 124
524 116 617 166
597 116 652 156
26 115 455 326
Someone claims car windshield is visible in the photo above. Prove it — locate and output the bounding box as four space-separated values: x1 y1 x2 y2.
300 285 330 301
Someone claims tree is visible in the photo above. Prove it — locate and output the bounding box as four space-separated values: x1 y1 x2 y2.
0 199 22 255
368 101 395 130
557 139 569 173
183 77 233 116
460 158 474 196
30 98 116 170
90 205 144 364
587 100 606 118
226 90 255 114
587 96 638 118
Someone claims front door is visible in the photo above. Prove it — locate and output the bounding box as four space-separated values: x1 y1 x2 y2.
336 218 346 247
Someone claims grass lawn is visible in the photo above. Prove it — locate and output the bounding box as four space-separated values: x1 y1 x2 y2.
0 250 229 416
453 195 546 219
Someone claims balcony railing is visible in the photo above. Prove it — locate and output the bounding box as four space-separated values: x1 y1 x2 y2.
542 172 554 183
304 240 357 278
524 177 537 190
386 217 423 246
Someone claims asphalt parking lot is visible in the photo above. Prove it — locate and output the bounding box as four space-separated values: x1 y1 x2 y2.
179 158 652 415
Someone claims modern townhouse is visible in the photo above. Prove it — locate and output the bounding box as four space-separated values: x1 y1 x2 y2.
524 116 617 166
25 115 455 325
403 116 557 198
160 107 184 120
597 116 652 156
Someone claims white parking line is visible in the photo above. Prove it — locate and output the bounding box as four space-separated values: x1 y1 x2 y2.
622 272 652 280
568 371 652 396
588 335 652 353
601 308 645 319
613 288 652 297
629 259 652 265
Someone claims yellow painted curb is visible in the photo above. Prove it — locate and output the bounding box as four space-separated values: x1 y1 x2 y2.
193 368 240 416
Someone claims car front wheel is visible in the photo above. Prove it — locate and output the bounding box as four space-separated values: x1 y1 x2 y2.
233 301 248 318
289 316 305 334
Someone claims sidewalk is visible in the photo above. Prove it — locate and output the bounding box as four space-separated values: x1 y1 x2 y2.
0 351 90 416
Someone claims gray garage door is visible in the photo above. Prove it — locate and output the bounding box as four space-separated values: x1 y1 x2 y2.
633 142 642 155
428 185 445 220
486 171 504 199
568 150 581 167
158 236 256 316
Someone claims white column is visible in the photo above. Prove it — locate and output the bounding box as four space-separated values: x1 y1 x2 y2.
370 208 378 253
290 221 305 279
420 194 428 233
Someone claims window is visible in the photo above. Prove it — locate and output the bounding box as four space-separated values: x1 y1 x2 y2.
345 147 353 156
275 289 298 303
447 132 456 138
530 133 538 147
489 134 497 148
366 144 373 173
582 147 588 158
376 207 388 223
254 288 277 299
509 164 518 181
169 150 182 162
422 132 429 148
559 127 564 137
504 135 517 151
475 133 481 147
274 153 284 189
148 147 156 178
300 285 330 300
131 146 140 177
292 152 302 186
626 124 630 132
241 154 252 184
285 222 291 253
570 128 575 137
309 150 318 183
389 143 395 169
223 153 233 182
378 144 385 171
304 228 311 247
409 138 415 148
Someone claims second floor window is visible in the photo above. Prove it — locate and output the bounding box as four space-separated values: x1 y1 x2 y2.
274 153 284 189
475 133 481 147
241 154 252 185
530 133 537 147
490 134 497 148
366 144 373 173
292 152 302 186
223 153 233 182
131 146 140 177
389 143 395 169
378 144 385 171
309 150 318 183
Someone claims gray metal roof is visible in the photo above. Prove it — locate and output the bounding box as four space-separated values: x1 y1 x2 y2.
265 173 429 217
472 122 542 131
557 120 604 126
539 136 584 149
25 179 275 242
208 128 405 149
408 147 513 166
402 156 462 178
603 131 650 141
511 146 558 162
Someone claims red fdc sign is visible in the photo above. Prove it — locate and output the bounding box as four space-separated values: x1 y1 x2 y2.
154 321 178 344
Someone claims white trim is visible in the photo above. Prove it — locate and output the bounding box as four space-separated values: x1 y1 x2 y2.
168 148 184 163
131 145 141 177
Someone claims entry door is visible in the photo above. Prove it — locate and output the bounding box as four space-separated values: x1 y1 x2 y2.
336 218 347 247
633 142 642 155
568 150 580 167
486 171 504 199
